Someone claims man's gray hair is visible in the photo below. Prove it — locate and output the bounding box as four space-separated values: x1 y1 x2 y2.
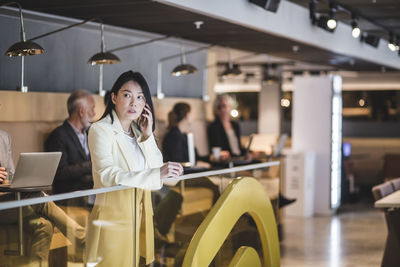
67 90 92 117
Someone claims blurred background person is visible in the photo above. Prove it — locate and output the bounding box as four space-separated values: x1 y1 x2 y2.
207 94 295 208
162 102 210 168
45 90 95 195
207 94 245 161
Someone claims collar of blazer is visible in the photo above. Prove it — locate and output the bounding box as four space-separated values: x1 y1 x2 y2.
109 110 145 171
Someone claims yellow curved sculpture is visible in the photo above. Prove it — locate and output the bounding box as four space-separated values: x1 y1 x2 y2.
228 246 262 267
182 177 280 267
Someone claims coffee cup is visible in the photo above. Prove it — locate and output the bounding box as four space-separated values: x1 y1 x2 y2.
212 147 221 160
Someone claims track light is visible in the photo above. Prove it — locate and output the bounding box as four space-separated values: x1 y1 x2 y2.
317 16 335 33
327 2 337 30
351 23 360 38
351 15 360 38
388 32 397 52
327 17 336 30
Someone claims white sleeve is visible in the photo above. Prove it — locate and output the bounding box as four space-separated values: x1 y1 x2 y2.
88 123 162 190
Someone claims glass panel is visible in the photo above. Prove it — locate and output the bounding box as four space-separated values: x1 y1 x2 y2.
154 164 280 266
0 194 91 266
0 162 280 266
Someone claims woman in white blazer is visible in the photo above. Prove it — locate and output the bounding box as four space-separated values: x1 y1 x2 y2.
86 71 183 266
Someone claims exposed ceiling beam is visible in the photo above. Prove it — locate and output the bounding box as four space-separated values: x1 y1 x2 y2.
157 0 400 70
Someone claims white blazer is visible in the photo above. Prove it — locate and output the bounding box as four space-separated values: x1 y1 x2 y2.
86 110 163 266
89 110 163 190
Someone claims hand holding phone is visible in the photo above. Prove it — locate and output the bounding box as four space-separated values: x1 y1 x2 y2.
138 104 153 139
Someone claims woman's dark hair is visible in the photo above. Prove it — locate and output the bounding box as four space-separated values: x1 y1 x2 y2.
167 102 191 129
100 70 156 132
103 90 112 106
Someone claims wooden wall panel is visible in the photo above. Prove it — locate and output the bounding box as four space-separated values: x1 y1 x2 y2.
0 91 211 163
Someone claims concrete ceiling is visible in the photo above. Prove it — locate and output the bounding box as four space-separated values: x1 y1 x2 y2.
289 0 400 40
3 0 400 72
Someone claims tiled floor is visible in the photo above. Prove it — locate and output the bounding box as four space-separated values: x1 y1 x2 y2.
280 202 387 267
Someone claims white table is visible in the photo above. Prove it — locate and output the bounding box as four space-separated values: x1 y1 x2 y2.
375 190 400 209
374 190 400 267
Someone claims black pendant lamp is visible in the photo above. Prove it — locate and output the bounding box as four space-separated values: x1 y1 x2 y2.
88 23 120 65
171 45 198 76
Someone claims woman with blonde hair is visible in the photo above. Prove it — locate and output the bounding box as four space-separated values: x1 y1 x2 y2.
208 94 245 160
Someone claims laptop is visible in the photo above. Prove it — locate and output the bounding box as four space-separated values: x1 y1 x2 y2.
0 152 61 190
231 134 254 164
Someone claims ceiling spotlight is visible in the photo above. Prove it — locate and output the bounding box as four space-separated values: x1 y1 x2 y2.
351 15 361 38
317 16 335 33
292 45 300 53
388 32 397 51
194 21 204 29
171 45 198 76
88 23 120 65
351 25 361 38
327 18 336 30
326 1 337 30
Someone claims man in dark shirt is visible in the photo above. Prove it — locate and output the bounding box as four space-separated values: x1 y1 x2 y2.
45 90 95 194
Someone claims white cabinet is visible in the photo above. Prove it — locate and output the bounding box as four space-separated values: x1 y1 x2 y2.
284 152 315 217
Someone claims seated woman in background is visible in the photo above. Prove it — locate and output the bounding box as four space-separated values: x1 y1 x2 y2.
86 71 183 266
207 94 246 161
161 102 219 209
207 94 296 208
162 102 210 167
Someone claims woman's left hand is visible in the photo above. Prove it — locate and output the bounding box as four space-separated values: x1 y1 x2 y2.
139 104 153 139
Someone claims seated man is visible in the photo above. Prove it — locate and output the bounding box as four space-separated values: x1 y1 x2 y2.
45 90 95 194
0 129 85 263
